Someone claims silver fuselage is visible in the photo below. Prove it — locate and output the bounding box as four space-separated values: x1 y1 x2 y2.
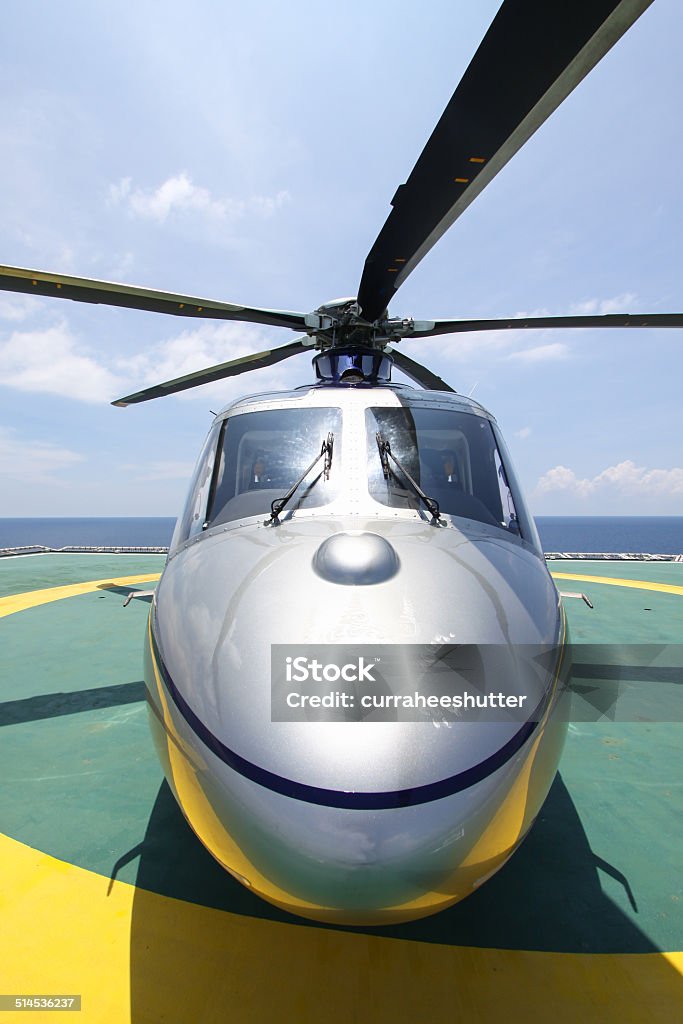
145 384 568 924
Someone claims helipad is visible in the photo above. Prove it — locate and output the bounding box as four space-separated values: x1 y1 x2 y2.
0 553 681 1022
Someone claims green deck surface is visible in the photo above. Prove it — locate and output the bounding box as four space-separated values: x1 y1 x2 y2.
0 554 680 955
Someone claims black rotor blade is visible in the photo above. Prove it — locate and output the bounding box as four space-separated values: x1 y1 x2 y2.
112 338 309 407
389 348 455 392
357 0 653 322
0 264 308 332
407 313 683 339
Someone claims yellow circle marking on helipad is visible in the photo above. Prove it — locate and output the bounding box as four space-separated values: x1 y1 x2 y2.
1 567 682 1017
551 571 683 596
0 573 162 619
0 831 681 1024
2 571 678 621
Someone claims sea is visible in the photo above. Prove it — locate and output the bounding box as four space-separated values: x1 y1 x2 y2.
0 516 682 554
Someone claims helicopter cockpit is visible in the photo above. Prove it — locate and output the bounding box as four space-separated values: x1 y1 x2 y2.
170 391 537 555
366 405 522 534
172 406 342 542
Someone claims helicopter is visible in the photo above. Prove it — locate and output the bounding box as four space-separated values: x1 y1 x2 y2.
1 0 680 925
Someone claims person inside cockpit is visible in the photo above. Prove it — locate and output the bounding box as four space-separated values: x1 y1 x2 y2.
440 450 460 486
250 451 272 488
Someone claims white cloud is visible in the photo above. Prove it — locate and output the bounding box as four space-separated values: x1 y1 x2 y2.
108 172 290 225
0 321 126 403
536 465 592 497
412 294 642 373
0 427 84 485
502 294 639 364
514 426 532 439
569 293 636 316
0 314 303 405
536 460 683 498
508 342 568 363
0 295 42 322
117 321 303 403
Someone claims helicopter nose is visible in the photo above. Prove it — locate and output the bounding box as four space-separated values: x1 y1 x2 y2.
147 523 566 923
312 531 399 585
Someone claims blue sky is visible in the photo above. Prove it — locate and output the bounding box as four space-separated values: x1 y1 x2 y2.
1 0 681 517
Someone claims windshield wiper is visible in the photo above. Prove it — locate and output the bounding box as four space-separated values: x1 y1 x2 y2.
376 431 441 523
270 432 334 523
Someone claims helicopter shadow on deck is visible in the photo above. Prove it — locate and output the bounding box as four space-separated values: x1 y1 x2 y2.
126 773 683 1020
95 583 155 604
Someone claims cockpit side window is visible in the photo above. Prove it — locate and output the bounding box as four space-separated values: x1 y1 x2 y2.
169 421 222 552
205 406 342 527
494 449 520 534
366 406 527 537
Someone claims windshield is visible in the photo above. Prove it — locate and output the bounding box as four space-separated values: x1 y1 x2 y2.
366 406 524 535
205 406 342 527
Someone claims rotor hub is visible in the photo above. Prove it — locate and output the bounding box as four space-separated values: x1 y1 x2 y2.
305 297 433 353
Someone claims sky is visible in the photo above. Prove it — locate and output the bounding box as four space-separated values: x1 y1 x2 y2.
1 0 682 518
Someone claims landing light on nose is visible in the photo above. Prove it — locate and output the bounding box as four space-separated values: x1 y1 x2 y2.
312 531 399 585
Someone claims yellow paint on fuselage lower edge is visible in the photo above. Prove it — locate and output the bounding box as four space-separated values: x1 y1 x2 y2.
146 611 569 925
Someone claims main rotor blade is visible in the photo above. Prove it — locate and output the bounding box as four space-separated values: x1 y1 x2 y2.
406 312 683 339
357 0 653 322
112 338 309 407
389 348 455 392
0 264 308 332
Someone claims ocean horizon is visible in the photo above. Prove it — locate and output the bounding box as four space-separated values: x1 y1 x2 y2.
0 516 682 555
